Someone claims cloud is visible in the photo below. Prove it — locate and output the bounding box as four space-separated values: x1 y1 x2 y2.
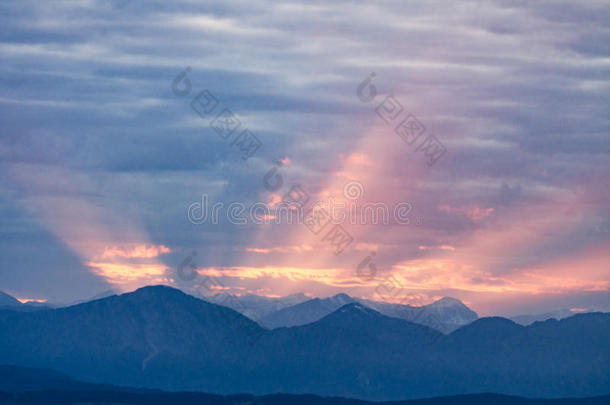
100 244 171 259
86 261 170 289
0 0 608 313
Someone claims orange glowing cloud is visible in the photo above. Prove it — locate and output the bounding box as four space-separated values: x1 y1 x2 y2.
193 265 366 288
344 152 373 167
100 244 171 259
418 245 456 251
16 298 48 304
6 165 171 293
84 244 175 290
390 243 610 296
86 261 169 288
355 243 379 251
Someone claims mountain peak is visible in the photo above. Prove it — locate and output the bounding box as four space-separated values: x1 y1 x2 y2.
430 297 465 307
330 293 354 304
459 316 522 334
327 303 382 320
447 316 525 345
121 285 193 303
132 284 183 294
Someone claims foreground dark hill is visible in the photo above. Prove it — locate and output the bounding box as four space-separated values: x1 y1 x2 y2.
3 391 610 405
1 366 609 405
0 286 608 401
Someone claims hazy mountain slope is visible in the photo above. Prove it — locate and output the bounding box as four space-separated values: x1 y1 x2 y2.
0 290 21 307
260 293 356 328
56 289 120 308
362 296 478 333
205 292 309 320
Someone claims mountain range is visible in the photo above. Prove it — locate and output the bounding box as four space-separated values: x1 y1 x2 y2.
0 285 608 401
205 291 310 319
1 289 478 335
204 291 478 333
2 288 594 332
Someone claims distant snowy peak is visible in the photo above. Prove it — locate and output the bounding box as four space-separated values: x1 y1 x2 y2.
198 290 479 332
328 293 357 306
424 297 479 325
429 297 465 308
260 294 358 328
204 291 310 320
258 294 479 332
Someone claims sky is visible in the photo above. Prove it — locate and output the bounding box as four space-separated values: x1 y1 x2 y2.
0 0 608 316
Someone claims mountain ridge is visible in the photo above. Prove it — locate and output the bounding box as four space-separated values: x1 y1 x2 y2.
260 292 478 332
0 285 608 400
0 290 21 307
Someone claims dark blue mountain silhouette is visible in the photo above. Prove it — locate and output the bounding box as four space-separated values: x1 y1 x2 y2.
0 285 608 401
